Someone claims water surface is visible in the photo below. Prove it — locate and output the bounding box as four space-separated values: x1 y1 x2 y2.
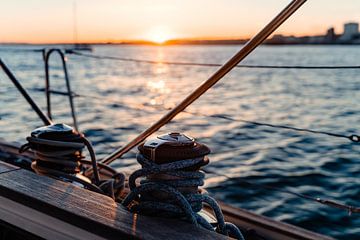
1 45 359 239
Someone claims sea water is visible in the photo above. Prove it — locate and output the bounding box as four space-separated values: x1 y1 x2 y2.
1 45 359 239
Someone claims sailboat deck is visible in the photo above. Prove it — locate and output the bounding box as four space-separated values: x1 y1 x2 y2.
0 141 335 240
0 161 226 240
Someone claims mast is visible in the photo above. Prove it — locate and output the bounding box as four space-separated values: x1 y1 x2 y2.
73 0 78 44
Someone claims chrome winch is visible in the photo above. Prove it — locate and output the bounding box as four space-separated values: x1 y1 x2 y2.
22 124 87 178
20 123 125 200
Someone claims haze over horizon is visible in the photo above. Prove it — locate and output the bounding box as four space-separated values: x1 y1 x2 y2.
1 0 360 44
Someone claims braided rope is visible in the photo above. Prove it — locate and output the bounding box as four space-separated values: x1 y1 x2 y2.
122 153 244 239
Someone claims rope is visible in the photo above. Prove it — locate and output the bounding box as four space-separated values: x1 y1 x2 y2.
122 153 244 239
20 133 125 200
203 169 360 215
68 50 360 69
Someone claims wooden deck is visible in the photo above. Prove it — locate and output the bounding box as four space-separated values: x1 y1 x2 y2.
0 140 335 240
0 161 226 240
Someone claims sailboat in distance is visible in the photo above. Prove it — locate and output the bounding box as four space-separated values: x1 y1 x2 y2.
72 0 92 51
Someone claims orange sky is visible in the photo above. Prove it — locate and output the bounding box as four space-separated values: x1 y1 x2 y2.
0 0 359 44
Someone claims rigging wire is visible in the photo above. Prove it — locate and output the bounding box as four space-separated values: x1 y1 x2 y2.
2 47 360 69
68 50 360 69
184 111 360 143
30 87 360 144
0 48 44 52
29 87 155 113
202 168 360 215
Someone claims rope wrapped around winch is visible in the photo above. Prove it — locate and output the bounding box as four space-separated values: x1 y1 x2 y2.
20 123 125 200
122 133 244 240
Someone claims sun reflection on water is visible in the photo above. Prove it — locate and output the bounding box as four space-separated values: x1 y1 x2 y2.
147 80 166 91
146 47 173 106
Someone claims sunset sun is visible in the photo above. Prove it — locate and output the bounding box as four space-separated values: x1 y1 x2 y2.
146 26 174 44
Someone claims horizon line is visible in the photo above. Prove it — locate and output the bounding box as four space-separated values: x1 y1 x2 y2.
0 33 333 45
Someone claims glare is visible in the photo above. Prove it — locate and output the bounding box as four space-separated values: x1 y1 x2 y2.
147 80 166 91
146 26 174 44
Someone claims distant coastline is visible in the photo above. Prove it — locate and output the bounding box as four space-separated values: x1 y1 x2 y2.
1 40 360 46
2 22 360 46
2 39 360 46
164 22 360 45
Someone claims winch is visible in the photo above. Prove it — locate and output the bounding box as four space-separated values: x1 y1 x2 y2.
123 132 244 239
28 124 85 176
20 123 125 200
140 132 210 165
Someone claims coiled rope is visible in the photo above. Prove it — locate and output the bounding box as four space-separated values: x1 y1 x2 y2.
20 132 125 200
122 153 244 240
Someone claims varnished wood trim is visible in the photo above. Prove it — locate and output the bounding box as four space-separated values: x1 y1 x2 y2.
0 196 107 240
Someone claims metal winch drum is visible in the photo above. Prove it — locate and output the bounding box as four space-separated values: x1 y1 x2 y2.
139 132 211 193
139 132 210 165
24 123 91 184
136 132 217 224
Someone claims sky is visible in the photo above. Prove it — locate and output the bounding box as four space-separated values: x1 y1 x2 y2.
0 0 360 44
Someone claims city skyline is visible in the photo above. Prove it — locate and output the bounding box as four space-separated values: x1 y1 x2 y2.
1 0 360 44
267 21 360 45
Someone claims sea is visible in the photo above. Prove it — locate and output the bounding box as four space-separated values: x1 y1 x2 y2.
1 44 359 239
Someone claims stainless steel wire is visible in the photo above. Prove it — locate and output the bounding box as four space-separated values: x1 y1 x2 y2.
99 0 308 167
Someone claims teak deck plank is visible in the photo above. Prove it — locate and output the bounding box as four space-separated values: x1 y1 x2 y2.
0 167 226 240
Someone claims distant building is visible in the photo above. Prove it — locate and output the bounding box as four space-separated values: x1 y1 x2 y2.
324 27 336 42
267 21 360 45
352 34 360 44
267 34 303 44
339 22 359 41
